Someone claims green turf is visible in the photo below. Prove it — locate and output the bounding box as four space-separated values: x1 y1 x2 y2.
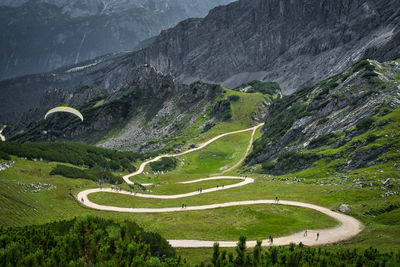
1 93 400 265
143 179 242 195
131 130 252 184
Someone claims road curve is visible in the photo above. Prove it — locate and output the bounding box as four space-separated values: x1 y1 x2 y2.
122 124 264 184
77 123 363 248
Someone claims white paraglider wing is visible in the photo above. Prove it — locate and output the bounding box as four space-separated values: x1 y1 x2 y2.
44 106 84 121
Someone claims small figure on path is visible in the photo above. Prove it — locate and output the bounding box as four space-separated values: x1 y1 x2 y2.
222 185 224 188
81 198 84 202
200 188 202 193
275 196 279 203
271 237 273 244
217 185 219 189
269 234 273 244
316 232 320 241
182 203 185 208
304 230 307 237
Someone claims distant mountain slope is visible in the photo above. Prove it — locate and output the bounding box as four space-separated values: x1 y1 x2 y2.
0 0 235 80
246 58 400 176
5 65 223 152
130 0 400 93
1 0 399 124
5 65 270 153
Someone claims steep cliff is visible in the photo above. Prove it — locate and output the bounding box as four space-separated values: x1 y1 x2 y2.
130 0 400 93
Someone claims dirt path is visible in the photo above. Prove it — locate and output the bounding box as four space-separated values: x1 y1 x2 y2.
77 123 363 248
122 124 263 184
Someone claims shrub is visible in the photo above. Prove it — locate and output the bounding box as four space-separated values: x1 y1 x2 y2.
317 118 329 125
261 161 276 171
365 134 378 144
212 100 232 121
0 151 11 160
309 133 338 147
362 72 379 79
353 59 375 73
356 117 375 131
149 157 177 172
227 95 240 102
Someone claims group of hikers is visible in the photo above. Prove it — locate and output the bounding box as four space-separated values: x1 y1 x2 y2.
267 230 320 245
197 188 203 193
181 203 187 208
303 230 320 241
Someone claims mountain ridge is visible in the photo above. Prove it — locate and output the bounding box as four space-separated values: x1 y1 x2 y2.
1 0 399 124
0 0 235 80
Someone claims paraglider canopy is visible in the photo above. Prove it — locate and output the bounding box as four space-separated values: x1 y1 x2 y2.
44 106 83 121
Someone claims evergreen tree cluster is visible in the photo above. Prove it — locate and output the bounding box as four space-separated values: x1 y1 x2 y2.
50 165 124 184
205 236 400 266
0 141 140 172
0 216 182 266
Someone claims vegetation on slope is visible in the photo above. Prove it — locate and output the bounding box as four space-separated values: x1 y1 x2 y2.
202 237 400 266
234 80 282 102
247 59 400 176
149 157 178 172
50 165 124 184
0 216 181 266
0 141 139 172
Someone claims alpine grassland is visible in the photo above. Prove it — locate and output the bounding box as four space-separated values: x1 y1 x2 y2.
1 64 400 265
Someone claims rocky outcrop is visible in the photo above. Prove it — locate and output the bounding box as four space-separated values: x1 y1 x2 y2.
1 0 399 124
130 0 400 94
8 65 222 152
247 59 400 173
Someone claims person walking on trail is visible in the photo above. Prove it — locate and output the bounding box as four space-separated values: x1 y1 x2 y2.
81 198 84 202
316 232 320 241
182 203 184 209
304 230 307 237
271 237 273 244
275 196 279 203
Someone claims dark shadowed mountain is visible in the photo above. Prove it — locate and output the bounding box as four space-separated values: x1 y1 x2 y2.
0 0 235 80
1 0 399 123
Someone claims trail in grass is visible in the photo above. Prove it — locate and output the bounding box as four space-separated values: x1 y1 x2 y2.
77 123 363 248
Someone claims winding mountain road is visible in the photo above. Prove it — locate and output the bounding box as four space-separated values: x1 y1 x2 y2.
77 123 363 248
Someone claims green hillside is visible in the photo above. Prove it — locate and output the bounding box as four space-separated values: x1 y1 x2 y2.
1 61 400 265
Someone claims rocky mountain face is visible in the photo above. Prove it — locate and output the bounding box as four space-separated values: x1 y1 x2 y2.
247 59 400 175
1 0 399 124
6 65 222 152
129 0 400 94
0 0 235 80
